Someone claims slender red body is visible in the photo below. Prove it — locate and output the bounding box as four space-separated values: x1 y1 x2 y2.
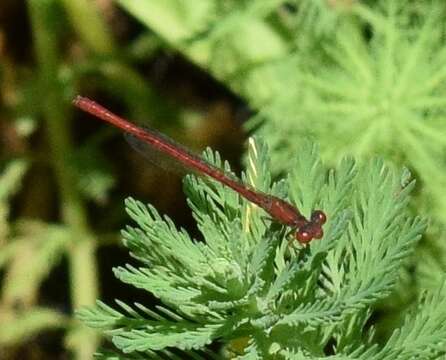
73 96 326 243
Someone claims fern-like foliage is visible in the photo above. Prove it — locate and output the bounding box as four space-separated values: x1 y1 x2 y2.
77 139 445 359
110 0 446 328
242 1 446 296
248 1 446 219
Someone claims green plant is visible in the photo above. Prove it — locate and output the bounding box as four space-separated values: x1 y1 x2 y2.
3 0 446 357
78 140 445 359
246 1 446 295
250 1 446 203
0 160 68 345
111 0 446 302
1 0 178 357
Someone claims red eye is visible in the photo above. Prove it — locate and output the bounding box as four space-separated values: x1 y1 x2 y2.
296 229 312 244
311 210 327 225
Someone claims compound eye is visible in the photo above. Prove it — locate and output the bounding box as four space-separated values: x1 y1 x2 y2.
311 210 327 225
296 229 312 244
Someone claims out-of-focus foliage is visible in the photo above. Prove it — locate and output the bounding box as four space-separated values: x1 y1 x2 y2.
1 0 182 358
0 160 67 344
250 2 446 204
113 0 358 105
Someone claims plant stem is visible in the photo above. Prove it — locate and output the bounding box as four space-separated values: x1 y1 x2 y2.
61 0 115 54
61 0 177 125
28 0 99 358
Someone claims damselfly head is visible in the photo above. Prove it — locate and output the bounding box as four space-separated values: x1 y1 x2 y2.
296 226 323 244
295 210 326 244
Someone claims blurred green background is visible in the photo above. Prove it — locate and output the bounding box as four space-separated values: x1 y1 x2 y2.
1 0 446 359
1 1 246 358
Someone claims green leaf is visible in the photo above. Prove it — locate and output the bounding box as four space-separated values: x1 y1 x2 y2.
110 322 220 353
0 160 28 202
0 308 66 346
2 220 71 304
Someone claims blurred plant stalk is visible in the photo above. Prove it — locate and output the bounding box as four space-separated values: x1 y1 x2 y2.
28 0 102 358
